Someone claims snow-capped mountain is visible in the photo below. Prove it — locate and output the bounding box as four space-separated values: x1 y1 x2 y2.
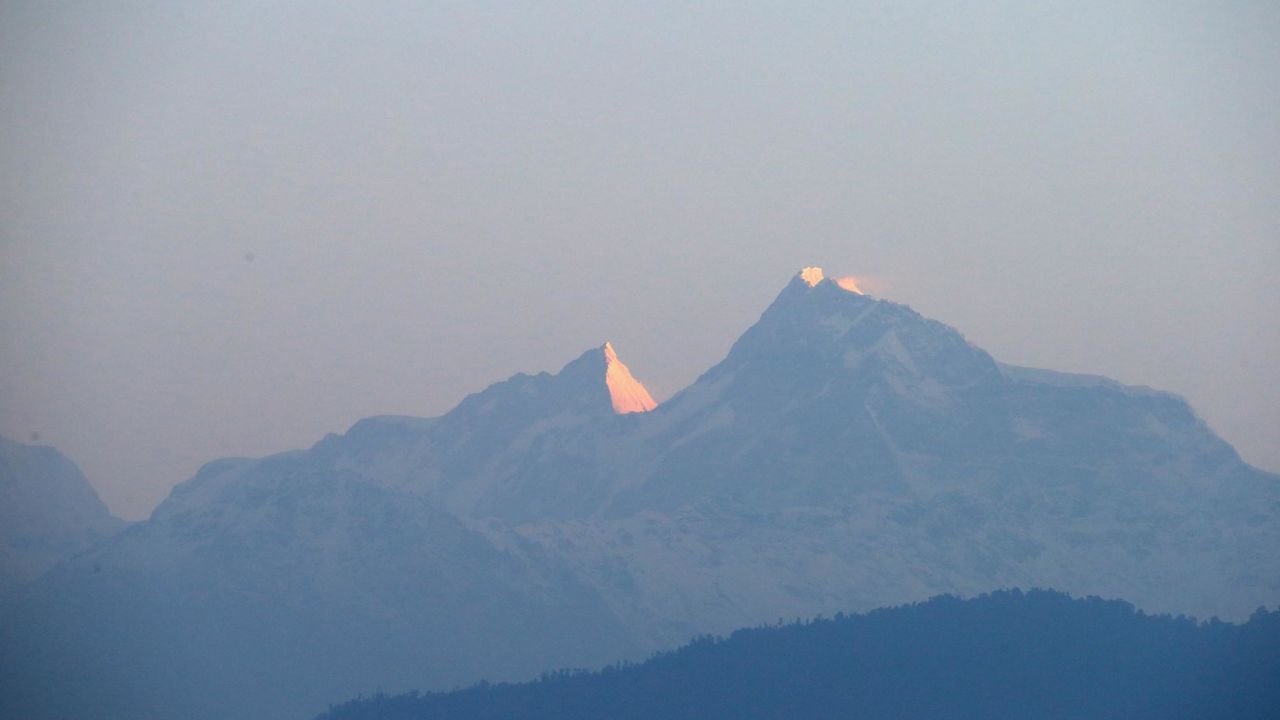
311 341 656 523
505 268 1277 640
2 267 1276 720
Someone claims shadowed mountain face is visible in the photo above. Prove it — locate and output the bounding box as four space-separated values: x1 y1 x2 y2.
2 268 1276 720
616 269 1247 514
0 436 124 592
615 271 1012 511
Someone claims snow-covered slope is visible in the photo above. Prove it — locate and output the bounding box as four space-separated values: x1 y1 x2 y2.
310 342 657 523
3 267 1276 720
482 269 1277 640
298 268 1279 634
603 342 658 413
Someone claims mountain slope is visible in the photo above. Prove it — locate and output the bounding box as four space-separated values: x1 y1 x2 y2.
1 344 664 720
0 435 125 592
0 451 640 720
318 589 1280 720
476 269 1276 643
611 268 1007 513
612 267 1248 513
313 342 656 524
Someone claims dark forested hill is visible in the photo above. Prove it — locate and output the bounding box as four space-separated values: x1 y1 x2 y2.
319 589 1280 720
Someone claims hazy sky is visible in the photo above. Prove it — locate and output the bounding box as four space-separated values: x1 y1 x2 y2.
2 2 1277 519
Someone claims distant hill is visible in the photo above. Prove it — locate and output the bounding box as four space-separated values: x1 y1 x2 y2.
319 589 1280 720
0 456 637 720
0 435 124 593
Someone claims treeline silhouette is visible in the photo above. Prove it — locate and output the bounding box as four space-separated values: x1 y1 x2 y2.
319 589 1279 720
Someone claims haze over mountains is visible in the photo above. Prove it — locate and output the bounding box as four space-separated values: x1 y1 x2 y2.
0 436 125 594
1 268 1276 720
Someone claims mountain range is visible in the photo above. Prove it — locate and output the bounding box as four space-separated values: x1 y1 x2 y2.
2 267 1276 720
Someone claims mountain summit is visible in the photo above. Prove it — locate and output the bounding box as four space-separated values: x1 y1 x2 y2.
792 265 862 294
602 342 657 414
451 340 655 419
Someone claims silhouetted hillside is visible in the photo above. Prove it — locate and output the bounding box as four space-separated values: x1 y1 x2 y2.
319 589 1280 720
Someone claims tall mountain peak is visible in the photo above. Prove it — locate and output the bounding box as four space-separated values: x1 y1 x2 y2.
798 266 825 286
601 342 657 414
444 341 658 424
782 266 867 302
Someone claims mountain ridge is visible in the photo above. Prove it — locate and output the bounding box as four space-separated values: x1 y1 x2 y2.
318 589 1280 720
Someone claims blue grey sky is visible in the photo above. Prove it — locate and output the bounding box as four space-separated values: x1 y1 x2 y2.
2 2 1277 519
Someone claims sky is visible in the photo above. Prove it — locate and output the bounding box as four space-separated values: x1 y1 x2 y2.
2 1 1277 520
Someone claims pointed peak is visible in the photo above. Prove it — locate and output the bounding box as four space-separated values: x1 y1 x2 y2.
601 342 657 414
782 267 871 299
798 266 825 287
